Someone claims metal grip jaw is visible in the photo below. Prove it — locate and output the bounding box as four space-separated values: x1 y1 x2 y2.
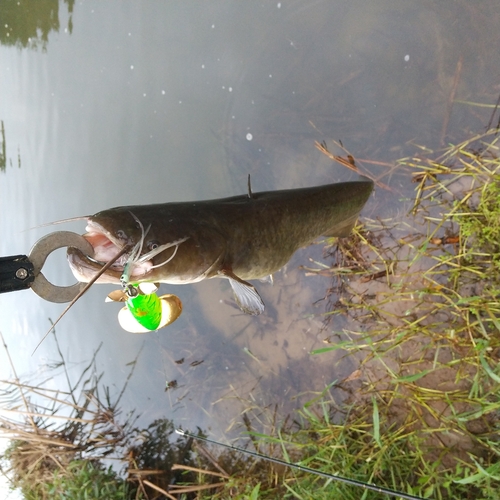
28 231 94 303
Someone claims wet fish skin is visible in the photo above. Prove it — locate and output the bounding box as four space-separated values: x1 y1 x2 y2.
67 180 373 314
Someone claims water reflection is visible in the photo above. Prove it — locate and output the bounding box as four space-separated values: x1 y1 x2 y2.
0 0 74 50
0 121 5 171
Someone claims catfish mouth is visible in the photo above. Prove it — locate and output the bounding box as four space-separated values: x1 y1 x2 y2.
67 220 152 284
84 221 131 266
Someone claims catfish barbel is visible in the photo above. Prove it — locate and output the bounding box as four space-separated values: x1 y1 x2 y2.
67 180 373 315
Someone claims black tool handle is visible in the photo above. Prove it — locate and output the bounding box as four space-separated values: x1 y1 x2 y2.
0 255 35 293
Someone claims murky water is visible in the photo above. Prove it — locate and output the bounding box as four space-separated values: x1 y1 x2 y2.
1 0 499 487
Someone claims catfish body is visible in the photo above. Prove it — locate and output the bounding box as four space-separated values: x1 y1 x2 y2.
67 180 373 314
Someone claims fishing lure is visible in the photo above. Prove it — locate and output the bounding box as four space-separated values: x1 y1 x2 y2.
107 284 183 334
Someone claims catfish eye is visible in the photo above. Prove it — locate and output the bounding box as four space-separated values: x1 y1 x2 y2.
116 230 127 240
147 240 160 251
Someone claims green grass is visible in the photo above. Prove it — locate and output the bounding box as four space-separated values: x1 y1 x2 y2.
18 459 130 500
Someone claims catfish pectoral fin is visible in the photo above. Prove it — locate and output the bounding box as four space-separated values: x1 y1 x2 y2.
229 278 265 315
218 270 265 315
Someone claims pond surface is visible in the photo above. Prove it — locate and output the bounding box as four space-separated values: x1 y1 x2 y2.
0 0 499 489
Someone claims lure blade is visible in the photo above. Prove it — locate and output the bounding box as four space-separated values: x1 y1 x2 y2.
158 294 183 325
117 294 183 334
106 289 128 302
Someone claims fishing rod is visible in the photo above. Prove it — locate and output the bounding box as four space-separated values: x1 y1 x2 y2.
175 429 425 500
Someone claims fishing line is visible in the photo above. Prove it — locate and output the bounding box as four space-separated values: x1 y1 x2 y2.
175 429 425 500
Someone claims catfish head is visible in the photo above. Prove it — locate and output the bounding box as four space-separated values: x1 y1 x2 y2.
67 208 191 285
67 205 224 287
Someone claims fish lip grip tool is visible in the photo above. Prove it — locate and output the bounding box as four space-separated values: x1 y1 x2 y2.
0 231 94 303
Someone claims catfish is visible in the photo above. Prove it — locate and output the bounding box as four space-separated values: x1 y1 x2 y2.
67 180 373 315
